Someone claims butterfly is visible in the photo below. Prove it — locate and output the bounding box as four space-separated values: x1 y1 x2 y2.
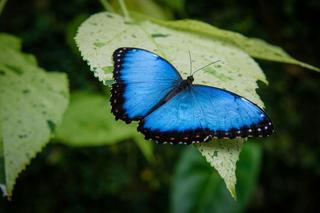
110 47 273 145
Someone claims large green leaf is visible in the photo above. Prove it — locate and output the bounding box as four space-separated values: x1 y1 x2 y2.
171 143 261 213
196 139 243 199
55 92 153 161
75 12 267 197
0 33 21 50
56 92 136 146
152 19 319 72
0 34 69 197
110 0 173 20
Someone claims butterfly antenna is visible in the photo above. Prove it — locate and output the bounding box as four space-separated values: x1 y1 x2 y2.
188 50 192 76
192 60 221 76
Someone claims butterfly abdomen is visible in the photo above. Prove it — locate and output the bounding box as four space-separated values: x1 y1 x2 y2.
144 79 192 118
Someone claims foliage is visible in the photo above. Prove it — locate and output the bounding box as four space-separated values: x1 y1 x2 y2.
152 19 320 72
0 0 320 212
55 92 153 161
0 33 69 196
75 11 264 197
75 10 318 198
172 143 261 213
110 0 173 19
196 140 243 198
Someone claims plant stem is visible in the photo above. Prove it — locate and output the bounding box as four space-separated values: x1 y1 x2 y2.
99 0 115 12
118 0 130 19
0 0 8 16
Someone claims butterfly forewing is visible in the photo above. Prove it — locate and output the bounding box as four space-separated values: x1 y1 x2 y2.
111 48 273 144
111 47 182 123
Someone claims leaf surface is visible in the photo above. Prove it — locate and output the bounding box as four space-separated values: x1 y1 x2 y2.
152 19 320 72
76 12 268 197
196 140 243 199
55 92 153 161
0 34 69 197
171 143 261 213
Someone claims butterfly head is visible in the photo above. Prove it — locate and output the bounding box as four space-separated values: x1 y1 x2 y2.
186 75 194 84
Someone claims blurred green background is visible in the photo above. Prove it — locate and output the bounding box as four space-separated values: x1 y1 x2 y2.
1 0 320 212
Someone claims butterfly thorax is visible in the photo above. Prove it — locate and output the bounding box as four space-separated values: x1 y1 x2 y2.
144 76 194 118
186 75 194 84
178 75 194 90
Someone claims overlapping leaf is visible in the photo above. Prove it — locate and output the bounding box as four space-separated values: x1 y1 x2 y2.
0 34 69 197
152 19 319 72
55 92 153 161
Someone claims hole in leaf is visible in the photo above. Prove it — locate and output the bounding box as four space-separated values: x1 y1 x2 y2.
102 66 113 73
105 80 114 86
151 33 169 38
47 120 56 133
94 42 105 48
22 89 30 94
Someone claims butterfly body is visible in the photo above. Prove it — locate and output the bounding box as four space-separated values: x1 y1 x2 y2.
145 75 194 118
111 47 273 144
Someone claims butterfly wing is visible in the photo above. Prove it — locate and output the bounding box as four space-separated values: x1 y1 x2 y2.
111 48 182 123
138 85 273 144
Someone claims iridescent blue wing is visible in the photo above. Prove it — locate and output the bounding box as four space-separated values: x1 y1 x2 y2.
111 48 182 123
138 85 273 144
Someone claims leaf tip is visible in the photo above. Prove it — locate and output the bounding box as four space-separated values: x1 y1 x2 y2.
227 183 237 200
0 184 8 198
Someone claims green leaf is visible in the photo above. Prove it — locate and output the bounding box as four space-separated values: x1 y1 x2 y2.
133 135 154 162
110 0 173 20
56 92 135 146
161 0 185 14
0 33 21 50
151 19 320 72
196 139 244 199
235 142 262 209
171 143 261 213
76 12 266 105
0 34 69 197
75 12 268 197
55 92 153 160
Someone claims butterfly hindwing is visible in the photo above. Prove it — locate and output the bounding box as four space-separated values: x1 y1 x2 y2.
111 48 182 123
111 47 273 144
138 85 273 144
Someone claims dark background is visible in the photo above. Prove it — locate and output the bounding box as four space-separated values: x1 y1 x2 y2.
0 0 320 212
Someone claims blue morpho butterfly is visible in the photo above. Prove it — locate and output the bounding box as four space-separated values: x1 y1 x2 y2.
110 47 273 145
